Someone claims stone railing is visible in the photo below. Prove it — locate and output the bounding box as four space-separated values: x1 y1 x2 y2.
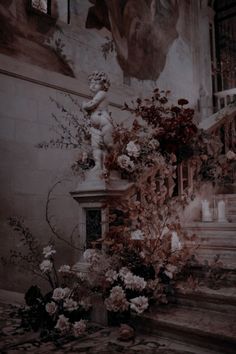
177 97 236 196
214 88 236 111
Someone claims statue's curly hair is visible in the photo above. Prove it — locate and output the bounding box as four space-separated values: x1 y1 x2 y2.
88 71 110 91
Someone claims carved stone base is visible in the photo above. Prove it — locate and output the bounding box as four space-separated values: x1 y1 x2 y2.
71 170 134 203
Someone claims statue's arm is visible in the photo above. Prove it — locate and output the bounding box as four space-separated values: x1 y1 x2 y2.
82 91 106 111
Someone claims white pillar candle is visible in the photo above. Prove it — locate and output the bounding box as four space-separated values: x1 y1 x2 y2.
201 200 212 222
218 200 227 222
171 231 181 252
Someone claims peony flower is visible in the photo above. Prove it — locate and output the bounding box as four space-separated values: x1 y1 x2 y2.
130 296 149 314
73 320 87 337
130 229 144 240
40 260 52 273
64 298 78 312
55 314 70 333
45 302 57 315
126 141 141 158
58 265 71 273
117 155 135 172
123 273 146 291
226 150 236 160
83 249 100 264
105 270 118 283
119 267 130 280
43 245 56 258
105 286 129 312
52 287 70 301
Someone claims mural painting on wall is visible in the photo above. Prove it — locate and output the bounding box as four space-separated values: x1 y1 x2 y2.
0 0 74 77
86 0 179 80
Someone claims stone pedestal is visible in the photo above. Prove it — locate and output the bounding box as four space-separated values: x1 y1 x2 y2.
70 170 134 255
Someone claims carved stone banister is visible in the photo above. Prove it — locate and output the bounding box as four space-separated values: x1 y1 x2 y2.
214 88 236 111
199 102 236 134
177 99 236 196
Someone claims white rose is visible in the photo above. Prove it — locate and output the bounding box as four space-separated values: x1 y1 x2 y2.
45 302 57 315
126 141 141 158
40 260 52 273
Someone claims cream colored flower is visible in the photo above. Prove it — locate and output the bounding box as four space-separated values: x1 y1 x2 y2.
105 286 129 312
45 302 57 315
55 314 70 333
40 260 52 273
83 249 100 264
131 229 144 240
117 155 135 171
105 270 118 283
58 265 71 273
52 287 69 301
123 273 146 291
126 141 141 158
43 245 56 258
148 139 160 150
73 320 87 337
64 298 78 312
226 150 236 160
130 296 149 314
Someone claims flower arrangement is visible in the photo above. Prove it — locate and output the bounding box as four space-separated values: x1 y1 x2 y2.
4 86 235 338
17 243 92 338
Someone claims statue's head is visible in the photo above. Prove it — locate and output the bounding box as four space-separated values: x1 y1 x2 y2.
88 71 110 92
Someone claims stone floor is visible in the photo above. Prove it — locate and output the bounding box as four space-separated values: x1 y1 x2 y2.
0 302 204 354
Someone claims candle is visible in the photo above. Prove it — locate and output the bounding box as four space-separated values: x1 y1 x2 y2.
218 200 227 222
201 200 212 222
171 231 181 252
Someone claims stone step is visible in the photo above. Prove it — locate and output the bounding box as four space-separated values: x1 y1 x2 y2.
132 305 236 354
184 222 236 268
176 287 236 315
184 222 236 230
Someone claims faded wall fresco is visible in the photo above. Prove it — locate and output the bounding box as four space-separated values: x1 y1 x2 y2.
86 0 179 80
0 0 74 76
0 0 179 82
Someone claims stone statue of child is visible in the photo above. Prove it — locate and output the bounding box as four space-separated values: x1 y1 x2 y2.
82 71 113 172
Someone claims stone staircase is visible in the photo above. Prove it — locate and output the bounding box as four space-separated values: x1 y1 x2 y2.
132 193 236 354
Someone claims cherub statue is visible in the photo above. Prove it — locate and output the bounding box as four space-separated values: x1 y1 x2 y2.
82 71 113 172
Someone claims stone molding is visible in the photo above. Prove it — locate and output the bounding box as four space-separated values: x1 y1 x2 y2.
0 53 133 108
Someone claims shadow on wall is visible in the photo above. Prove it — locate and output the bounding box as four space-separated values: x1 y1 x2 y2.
0 0 74 77
86 0 179 80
